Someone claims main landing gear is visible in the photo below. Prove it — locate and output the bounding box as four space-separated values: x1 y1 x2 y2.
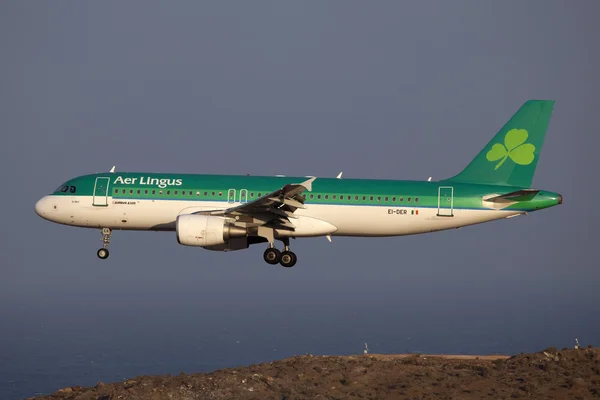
97 228 111 260
263 237 297 268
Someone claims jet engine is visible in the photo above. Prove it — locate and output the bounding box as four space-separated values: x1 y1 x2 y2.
176 214 247 247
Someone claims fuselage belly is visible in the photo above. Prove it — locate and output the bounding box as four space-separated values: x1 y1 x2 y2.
38 193 523 237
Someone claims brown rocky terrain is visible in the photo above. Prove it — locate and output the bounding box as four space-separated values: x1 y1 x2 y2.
31 347 600 400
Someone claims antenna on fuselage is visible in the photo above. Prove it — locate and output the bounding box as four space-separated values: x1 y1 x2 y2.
109 166 116 173
336 172 343 179
427 177 432 182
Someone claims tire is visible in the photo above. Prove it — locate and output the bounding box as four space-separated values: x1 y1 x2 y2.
263 248 281 265
280 251 297 268
97 248 110 260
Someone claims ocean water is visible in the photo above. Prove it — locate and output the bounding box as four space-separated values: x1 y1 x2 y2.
2 253 599 400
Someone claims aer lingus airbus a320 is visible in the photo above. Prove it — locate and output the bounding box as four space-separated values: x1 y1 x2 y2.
35 100 561 267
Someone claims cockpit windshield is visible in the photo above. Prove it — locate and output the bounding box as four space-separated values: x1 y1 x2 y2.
54 185 76 194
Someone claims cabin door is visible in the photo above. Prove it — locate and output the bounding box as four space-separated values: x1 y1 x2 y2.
437 186 454 217
93 177 110 206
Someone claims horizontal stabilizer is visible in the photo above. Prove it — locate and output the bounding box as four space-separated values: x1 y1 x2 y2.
486 189 540 203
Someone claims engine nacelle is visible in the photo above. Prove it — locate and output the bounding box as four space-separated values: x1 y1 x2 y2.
203 237 249 252
176 214 247 247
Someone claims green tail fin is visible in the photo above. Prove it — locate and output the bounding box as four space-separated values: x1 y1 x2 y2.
446 100 555 187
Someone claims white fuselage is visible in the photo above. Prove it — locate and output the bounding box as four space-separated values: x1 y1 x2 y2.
35 194 518 237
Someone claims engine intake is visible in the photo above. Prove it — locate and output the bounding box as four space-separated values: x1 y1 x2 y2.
176 214 247 247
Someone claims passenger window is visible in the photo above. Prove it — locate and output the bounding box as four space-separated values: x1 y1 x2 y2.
317 195 321 199
130 190 134 194
355 196 358 201
370 196 374 201
196 191 200 196
159 190 163 195
325 195 329 200
339 195 343 200
144 190 148 195
137 190 141 194
310 194 314 199
204 191 208 196
385 196 388 202
122 189 126 194
114 189 118 194
212 192 215 196
167 190 171 195
415 197 419 202
174 190 178 195
392 197 396 202
152 190 156 195
250 192 255 198
407 197 411 202
189 191 193 196
377 196 381 202
400 197 404 202
362 196 366 201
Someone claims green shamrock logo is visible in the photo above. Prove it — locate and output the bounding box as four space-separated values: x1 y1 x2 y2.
486 129 536 170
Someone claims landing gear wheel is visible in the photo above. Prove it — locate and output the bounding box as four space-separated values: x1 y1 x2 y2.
98 228 112 259
263 248 281 265
279 251 297 268
97 248 110 260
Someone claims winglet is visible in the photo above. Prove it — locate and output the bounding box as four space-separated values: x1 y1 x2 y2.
300 176 316 192
109 166 116 173
336 172 343 179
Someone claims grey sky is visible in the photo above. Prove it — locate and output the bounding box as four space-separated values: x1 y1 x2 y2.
1 1 599 397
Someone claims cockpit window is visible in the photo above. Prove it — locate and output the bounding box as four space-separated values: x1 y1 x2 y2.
55 185 76 194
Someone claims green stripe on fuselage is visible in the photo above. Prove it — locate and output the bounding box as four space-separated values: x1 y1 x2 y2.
50 172 561 212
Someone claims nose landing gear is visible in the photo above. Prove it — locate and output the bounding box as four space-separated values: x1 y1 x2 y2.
97 248 109 259
97 228 112 259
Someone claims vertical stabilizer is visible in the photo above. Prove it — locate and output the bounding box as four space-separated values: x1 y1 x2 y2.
446 100 555 187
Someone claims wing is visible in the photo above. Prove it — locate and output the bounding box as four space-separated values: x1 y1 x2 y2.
201 177 316 231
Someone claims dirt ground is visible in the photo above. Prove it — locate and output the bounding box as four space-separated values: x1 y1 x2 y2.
31 347 600 400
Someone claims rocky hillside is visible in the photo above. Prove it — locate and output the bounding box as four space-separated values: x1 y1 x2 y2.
31 347 600 400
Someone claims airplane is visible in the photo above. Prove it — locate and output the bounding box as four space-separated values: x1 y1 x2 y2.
35 100 562 267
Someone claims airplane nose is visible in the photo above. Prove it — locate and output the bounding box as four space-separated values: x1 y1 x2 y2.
35 196 50 218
